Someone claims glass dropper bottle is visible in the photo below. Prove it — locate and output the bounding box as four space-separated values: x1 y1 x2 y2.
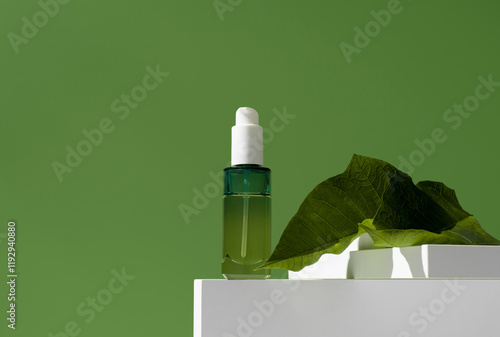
221 107 271 280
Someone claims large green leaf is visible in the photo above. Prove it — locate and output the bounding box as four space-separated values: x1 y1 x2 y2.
259 154 500 271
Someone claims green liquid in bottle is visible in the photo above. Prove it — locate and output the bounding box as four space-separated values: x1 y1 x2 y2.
222 166 271 279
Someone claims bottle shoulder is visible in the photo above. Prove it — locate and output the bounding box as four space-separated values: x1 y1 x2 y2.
224 165 270 195
224 165 270 173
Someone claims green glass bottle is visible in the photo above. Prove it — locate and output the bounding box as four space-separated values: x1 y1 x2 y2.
221 107 271 280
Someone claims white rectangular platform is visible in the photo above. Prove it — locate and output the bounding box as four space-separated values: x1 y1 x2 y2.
350 245 500 279
194 279 500 337
289 244 500 279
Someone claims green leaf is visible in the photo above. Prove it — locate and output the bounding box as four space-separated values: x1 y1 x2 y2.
259 154 500 271
372 178 466 232
416 181 470 218
259 154 397 271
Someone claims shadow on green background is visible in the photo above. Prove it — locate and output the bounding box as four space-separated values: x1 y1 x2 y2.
1 0 499 336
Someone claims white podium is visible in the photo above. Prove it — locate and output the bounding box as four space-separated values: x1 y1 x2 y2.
194 279 500 337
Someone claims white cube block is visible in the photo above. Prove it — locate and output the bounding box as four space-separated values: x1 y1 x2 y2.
350 245 500 279
289 244 500 279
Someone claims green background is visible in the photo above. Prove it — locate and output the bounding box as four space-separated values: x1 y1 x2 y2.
1 0 500 336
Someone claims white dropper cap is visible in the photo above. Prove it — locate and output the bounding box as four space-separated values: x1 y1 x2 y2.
231 107 263 166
